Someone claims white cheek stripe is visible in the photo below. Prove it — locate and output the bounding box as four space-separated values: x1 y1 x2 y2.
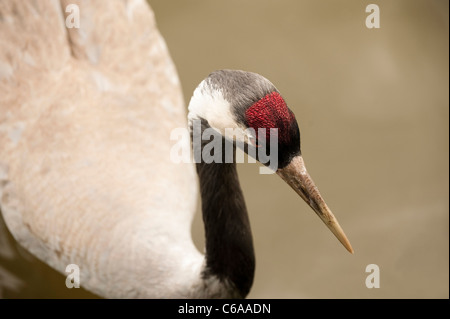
188 81 246 140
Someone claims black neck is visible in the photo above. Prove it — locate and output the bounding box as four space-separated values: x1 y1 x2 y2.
191 119 255 298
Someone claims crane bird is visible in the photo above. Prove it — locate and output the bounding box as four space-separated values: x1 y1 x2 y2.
0 0 352 298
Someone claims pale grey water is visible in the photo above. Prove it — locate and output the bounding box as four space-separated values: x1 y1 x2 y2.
152 0 449 298
0 0 448 298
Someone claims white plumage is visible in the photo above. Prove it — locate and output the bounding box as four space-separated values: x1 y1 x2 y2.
0 0 208 298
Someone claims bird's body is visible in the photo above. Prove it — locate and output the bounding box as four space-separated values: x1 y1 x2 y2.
0 1 352 298
0 0 206 298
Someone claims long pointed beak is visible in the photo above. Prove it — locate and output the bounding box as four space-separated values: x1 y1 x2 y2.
277 156 354 254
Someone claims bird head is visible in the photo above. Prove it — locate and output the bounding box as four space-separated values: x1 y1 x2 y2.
188 69 353 253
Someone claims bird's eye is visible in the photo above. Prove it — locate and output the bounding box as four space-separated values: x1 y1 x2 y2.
249 136 261 147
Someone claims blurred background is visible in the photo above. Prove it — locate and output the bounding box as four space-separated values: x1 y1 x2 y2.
1 0 448 298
